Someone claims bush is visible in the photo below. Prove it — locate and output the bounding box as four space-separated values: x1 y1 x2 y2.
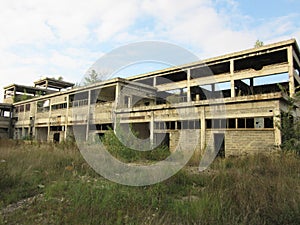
101 128 170 162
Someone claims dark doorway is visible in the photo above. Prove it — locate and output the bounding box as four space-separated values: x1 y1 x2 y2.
214 133 225 157
53 133 60 143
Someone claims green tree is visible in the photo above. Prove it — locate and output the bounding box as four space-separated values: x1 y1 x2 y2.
84 69 101 85
57 76 63 81
278 85 300 154
254 40 264 48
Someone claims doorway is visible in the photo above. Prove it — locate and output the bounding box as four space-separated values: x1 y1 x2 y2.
214 133 225 157
53 133 60 143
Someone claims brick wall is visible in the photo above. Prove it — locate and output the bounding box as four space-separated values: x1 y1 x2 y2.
225 130 275 156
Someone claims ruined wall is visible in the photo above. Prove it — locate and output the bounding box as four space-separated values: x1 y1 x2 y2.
35 127 48 142
169 130 201 153
0 128 8 138
225 130 275 156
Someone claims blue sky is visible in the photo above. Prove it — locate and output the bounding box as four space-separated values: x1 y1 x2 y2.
0 0 300 100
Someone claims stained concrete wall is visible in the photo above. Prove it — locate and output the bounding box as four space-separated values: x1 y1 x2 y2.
35 127 48 142
0 128 8 138
169 130 201 153
225 130 275 156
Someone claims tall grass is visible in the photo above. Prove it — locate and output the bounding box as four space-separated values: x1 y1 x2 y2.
0 139 299 224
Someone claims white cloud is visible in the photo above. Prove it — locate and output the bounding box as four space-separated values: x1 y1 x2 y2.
0 0 300 101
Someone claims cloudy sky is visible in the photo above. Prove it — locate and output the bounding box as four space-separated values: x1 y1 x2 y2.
0 0 300 100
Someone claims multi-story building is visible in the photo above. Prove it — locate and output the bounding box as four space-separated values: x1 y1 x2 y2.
1 39 300 157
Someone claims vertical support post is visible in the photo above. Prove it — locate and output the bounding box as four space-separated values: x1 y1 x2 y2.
274 105 282 147
45 80 49 89
200 107 206 154
230 59 235 98
13 87 16 101
250 78 254 95
211 83 215 98
153 76 157 87
65 95 69 140
48 99 51 142
187 69 191 102
150 111 154 148
85 90 91 141
114 83 121 133
288 46 295 97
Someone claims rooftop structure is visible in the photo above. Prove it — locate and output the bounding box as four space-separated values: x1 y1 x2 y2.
34 77 75 90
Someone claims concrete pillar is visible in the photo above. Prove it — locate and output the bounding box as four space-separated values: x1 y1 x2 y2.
274 106 281 147
115 83 121 106
250 78 254 94
150 111 154 147
113 83 121 133
288 46 295 97
85 90 91 141
48 99 51 142
187 69 191 102
13 87 16 101
65 95 69 140
153 77 157 87
230 60 235 97
200 107 206 154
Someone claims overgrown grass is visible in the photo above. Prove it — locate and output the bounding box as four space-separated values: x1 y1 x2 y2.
0 139 299 224
101 129 171 162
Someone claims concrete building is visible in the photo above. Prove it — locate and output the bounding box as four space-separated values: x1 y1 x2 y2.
1 39 300 157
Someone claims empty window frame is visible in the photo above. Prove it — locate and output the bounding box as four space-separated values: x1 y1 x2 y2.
206 119 226 129
25 104 31 112
206 117 274 129
227 118 236 128
51 103 67 111
155 120 200 130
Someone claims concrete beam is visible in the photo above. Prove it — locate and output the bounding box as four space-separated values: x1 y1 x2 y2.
293 70 300 86
288 46 295 96
156 63 289 92
293 49 300 69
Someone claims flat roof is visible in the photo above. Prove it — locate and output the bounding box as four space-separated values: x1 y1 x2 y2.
0 103 13 110
3 84 56 95
127 38 299 81
34 77 74 89
12 77 156 105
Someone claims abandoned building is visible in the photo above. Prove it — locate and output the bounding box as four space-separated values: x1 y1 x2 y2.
1 39 300 157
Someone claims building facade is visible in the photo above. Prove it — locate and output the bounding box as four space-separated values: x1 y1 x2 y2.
1 39 300 157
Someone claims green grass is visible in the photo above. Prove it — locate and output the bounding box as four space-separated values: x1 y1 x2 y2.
0 139 300 224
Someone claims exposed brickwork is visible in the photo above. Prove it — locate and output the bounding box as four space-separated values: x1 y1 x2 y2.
225 130 276 156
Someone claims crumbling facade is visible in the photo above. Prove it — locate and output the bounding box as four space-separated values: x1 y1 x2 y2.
1 39 300 157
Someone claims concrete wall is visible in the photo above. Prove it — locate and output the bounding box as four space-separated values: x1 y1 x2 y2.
0 128 8 138
169 130 201 153
225 130 275 156
35 127 48 142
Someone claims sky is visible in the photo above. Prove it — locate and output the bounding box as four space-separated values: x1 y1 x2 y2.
1 0 300 101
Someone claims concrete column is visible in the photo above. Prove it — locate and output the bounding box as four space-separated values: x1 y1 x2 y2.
200 107 206 154
48 99 51 142
114 83 122 133
85 90 91 141
65 95 69 140
274 106 281 147
187 69 191 102
153 77 157 87
288 46 295 96
13 87 16 101
230 60 235 97
150 111 154 147
115 83 121 106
